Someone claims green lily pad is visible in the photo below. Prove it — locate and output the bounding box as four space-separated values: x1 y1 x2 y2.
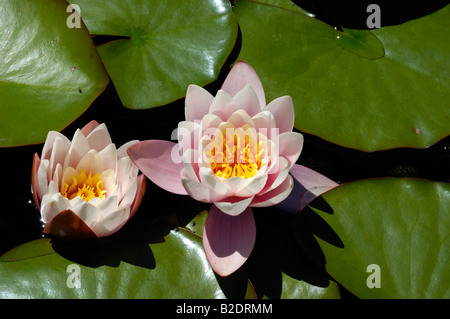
234 0 450 151
292 178 450 298
0 229 225 298
0 0 109 147
69 0 238 109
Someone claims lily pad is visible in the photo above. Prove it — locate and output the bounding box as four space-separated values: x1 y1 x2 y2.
234 0 450 151
292 178 450 298
0 0 109 147
69 0 238 109
0 229 225 298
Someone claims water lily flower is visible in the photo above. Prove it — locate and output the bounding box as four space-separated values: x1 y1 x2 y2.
31 120 146 241
128 61 337 276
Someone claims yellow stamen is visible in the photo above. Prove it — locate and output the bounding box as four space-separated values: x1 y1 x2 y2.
62 169 106 202
206 129 264 179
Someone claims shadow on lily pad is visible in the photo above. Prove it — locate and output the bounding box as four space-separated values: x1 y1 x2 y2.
215 201 343 299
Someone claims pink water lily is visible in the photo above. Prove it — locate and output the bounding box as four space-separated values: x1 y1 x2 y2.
32 120 146 240
128 61 337 276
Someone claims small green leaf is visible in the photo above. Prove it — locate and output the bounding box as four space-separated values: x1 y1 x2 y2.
0 0 109 147
70 0 238 109
292 178 450 298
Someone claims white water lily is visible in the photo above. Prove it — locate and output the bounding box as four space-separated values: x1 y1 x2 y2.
31 120 146 240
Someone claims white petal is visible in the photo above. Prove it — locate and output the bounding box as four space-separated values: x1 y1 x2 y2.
226 109 255 129
214 196 254 216
37 159 49 199
98 143 118 172
85 123 112 152
120 179 137 208
96 195 119 218
40 192 71 223
76 149 104 175
91 206 130 238
64 129 91 169
181 170 227 203
117 140 139 159
41 131 70 161
48 136 70 179
250 175 294 207
199 167 232 198
71 202 103 229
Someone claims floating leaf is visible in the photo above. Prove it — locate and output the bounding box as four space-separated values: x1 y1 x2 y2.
292 178 450 298
70 0 238 109
0 229 225 298
0 0 109 147
234 0 450 151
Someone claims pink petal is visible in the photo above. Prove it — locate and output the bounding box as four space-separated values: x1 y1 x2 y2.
85 123 113 152
80 120 100 137
130 174 147 218
221 60 266 109
278 132 304 167
203 205 256 277
277 164 339 213
41 131 70 161
232 84 263 117
185 84 214 122
127 140 188 195
265 96 295 134
209 90 239 121
214 196 254 216
250 174 294 207
31 153 41 209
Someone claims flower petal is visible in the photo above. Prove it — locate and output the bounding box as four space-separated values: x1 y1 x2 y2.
214 196 254 216
277 164 339 213
80 120 100 137
250 174 294 207
130 174 146 218
91 206 130 238
181 169 227 203
185 84 214 122
43 209 97 241
40 192 71 223
209 90 239 121
203 205 256 277
265 95 295 134
76 149 104 175
127 140 188 195
221 60 266 109
71 202 103 229
64 129 91 169
85 123 113 152
31 153 41 208
278 132 304 167
41 131 70 161
232 84 263 117
177 121 199 153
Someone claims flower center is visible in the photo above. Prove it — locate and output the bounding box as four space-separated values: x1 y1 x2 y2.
206 129 264 179
62 169 106 202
